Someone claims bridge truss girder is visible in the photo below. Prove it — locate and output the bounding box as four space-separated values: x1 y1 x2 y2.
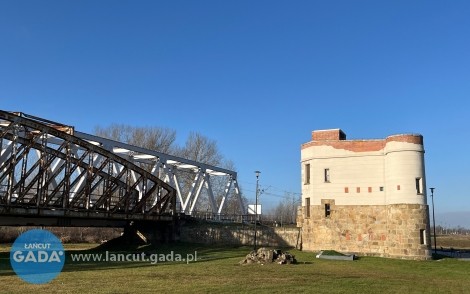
0 110 176 221
75 132 246 216
0 110 246 220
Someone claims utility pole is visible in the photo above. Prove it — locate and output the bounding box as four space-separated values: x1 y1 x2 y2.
430 187 437 255
253 171 260 251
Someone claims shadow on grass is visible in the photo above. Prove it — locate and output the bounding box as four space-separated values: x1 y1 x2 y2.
432 252 451 260
0 251 14 276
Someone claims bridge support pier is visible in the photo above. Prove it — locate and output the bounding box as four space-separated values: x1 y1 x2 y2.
123 219 180 246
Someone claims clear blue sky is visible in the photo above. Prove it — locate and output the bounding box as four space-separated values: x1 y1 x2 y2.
1 1 469 226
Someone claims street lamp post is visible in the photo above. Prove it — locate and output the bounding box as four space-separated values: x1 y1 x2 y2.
253 171 260 251
430 187 437 255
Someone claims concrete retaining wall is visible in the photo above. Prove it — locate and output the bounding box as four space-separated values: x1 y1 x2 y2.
180 222 301 248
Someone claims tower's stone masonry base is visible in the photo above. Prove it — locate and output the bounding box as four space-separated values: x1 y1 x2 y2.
298 203 432 260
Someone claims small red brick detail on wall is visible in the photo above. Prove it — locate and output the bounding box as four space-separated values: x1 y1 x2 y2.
368 187 372 193
344 187 349 193
356 187 360 193
397 185 401 190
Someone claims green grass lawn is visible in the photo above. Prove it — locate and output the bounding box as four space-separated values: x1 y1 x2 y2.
1 243 469 293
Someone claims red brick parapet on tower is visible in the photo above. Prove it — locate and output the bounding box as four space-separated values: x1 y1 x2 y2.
302 130 423 153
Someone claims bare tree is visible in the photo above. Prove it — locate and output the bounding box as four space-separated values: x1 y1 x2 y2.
267 192 301 226
176 132 222 166
94 124 177 154
175 132 228 212
93 126 245 215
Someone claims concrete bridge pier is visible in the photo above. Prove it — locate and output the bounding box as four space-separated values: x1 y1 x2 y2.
123 219 180 245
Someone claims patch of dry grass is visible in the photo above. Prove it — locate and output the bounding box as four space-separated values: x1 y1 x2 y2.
436 234 470 249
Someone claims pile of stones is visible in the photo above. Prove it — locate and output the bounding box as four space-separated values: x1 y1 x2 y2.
239 247 297 265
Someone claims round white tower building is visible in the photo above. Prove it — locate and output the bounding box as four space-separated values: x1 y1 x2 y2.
384 134 427 205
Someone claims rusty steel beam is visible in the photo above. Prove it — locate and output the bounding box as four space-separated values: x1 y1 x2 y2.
0 110 176 221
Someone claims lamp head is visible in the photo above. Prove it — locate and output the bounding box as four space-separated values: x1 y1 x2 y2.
255 170 261 178
430 187 435 194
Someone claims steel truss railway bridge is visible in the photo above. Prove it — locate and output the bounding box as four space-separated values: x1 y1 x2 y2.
0 110 245 240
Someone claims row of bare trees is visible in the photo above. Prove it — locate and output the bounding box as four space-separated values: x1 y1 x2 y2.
263 193 301 227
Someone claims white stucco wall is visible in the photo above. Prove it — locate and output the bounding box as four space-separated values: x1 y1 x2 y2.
301 135 426 206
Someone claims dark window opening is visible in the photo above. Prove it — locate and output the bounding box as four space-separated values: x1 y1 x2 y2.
325 203 331 218
324 168 330 182
416 177 423 194
305 164 310 185
420 229 426 245
306 197 310 218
